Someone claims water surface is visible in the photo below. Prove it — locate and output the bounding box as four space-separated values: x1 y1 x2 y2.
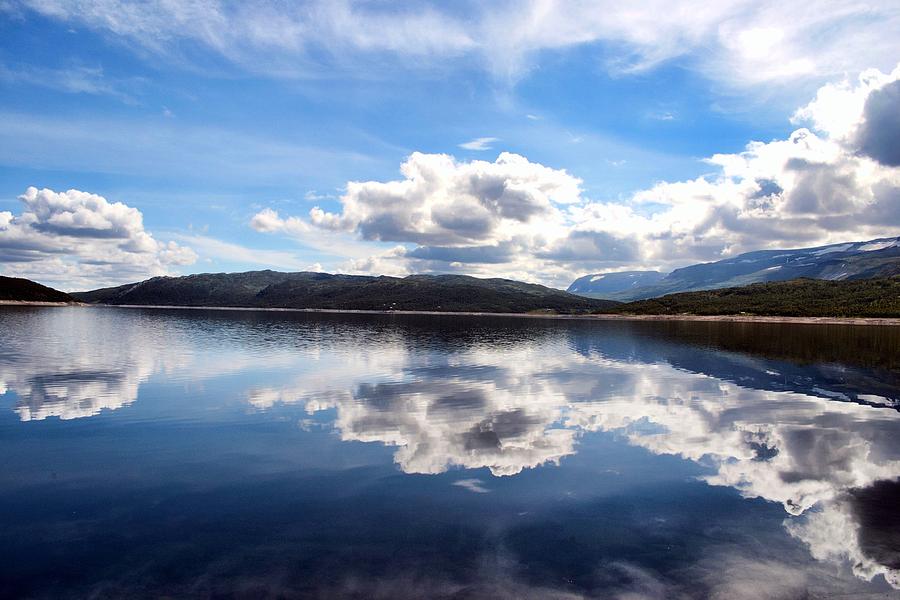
1 306 899 598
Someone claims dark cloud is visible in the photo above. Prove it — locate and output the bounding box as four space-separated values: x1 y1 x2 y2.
30 222 131 239
471 181 547 221
537 230 640 262
863 182 900 224
407 244 515 264
851 479 900 572
783 158 859 214
855 80 900 167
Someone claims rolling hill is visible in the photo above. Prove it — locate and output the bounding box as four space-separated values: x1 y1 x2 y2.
0 276 74 303
73 271 619 314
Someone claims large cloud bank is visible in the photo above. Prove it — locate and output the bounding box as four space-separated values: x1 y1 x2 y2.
253 66 900 286
0 187 196 290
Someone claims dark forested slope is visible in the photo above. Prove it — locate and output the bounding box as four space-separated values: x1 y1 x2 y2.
0 276 74 303
74 271 619 313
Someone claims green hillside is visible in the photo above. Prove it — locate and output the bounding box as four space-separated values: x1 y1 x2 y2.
605 277 900 318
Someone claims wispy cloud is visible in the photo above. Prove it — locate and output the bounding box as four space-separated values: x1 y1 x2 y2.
0 62 139 103
459 137 499 151
169 233 310 271
452 478 490 493
11 0 900 92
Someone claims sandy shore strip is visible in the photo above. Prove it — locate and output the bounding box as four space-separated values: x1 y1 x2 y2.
11 301 895 326
0 300 86 307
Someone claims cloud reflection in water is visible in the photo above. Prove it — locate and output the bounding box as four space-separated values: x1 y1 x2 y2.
2 308 898 589
246 324 900 588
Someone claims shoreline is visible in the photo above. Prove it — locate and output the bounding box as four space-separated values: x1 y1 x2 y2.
6 300 897 326
0 300 86 307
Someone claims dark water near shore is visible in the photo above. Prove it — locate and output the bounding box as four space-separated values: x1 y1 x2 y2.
2 306 899 599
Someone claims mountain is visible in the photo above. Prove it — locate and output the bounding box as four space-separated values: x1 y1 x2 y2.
603 277 900 318
570 236 900 301
0 276 74 303
567 270 665 297
73 271 619 314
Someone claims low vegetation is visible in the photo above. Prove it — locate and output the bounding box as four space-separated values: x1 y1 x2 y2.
604 277 900 318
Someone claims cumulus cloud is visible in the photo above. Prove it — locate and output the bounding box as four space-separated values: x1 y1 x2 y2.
0 187 196 290
252 66 900 287
307 151 580 247
249 207 310 236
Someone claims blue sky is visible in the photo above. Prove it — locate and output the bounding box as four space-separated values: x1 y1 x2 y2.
1 1 898 290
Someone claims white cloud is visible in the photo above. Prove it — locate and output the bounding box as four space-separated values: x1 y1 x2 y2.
252 65 900 287
12 0 475 77
12 0 900 91
459 137 499 151
247 207 403 267
791 66 900 141
453 478 491 493
0 187 196 290
249 208 310 236
313 151 581 243
252 151 580 280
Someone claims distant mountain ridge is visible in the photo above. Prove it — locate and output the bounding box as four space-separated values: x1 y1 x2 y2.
0 276 74 303
567 271 665 297
73 271 617 314
569 236 900 301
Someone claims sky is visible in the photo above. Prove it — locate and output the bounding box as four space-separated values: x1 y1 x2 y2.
0 0 898 291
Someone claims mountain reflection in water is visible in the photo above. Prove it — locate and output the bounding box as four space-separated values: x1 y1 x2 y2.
1 306 899 598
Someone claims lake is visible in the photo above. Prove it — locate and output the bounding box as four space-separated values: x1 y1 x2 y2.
1 306 899 598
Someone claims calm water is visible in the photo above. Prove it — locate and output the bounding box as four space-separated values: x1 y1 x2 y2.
1 306 899 599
